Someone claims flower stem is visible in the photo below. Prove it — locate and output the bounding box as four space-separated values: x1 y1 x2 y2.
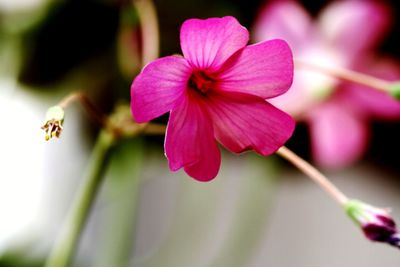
276 146 348 206
44 130 116 267
294 59 391 93
133 0 159 65
58 92 107 127
93 138 143 267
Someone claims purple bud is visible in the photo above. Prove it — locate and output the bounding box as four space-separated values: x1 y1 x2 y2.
387 233 400 248
345 199 400 249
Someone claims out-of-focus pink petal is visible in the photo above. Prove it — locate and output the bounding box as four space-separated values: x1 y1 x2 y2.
308 102 368 169
180 16 249 71
252 0 313 50
342 86 400 120
131 56 191 123
205 91 295 156
318 0 390 58
217 39 293 99
165 92 221 181
343 58 400 119
269 46 346 118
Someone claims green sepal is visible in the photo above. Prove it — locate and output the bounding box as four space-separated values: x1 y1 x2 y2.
45 106 65 122
389 82 400 100
344 199 364 226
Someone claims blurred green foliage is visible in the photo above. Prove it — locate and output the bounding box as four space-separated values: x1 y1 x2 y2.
0 252 43 267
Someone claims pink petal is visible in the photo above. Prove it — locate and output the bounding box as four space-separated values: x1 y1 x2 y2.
165 92 221 181
131 56 191 123
343 58 400 119
252 0 313 50
217 39 293 99
318 0 390 59
343 86 400 120
205 91 295 156
268 46 344 118
180 16 249 71
308 102 368 169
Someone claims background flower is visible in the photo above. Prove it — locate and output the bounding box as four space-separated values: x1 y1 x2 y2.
253 0 400 168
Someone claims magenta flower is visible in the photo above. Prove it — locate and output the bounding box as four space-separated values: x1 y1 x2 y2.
253 1 400 169
131 16 295 181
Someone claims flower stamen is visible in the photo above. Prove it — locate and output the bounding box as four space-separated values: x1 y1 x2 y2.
42 119 64 141
188 71 215 94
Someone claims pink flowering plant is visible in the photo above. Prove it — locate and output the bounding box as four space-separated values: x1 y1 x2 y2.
131 16 295 181
39 2 400 267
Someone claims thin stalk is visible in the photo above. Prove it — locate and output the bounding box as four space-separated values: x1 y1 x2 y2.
58 92 107 127
133 0 160 65
276 146 348 206
44 130 115 267
295 60 391 93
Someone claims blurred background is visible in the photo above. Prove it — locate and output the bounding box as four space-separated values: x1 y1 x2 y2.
1 0 400 266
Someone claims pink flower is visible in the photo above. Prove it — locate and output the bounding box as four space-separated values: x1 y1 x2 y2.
131 16 295 181
253 0 400 169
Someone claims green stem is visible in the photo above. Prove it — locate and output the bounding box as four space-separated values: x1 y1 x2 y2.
94 138 143 267
45 130 116 267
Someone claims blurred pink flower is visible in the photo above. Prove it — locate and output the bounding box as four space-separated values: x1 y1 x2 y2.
253 0 400 169
131 16 295 181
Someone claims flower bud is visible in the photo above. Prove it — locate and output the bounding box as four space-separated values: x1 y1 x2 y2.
345 199 400 249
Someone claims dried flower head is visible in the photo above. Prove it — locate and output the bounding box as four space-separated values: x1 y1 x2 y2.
41 106 65 141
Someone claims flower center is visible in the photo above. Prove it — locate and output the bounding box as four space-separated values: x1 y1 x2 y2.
188 71 215 94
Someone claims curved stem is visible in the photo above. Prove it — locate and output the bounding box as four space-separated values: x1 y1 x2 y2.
133 0 160 66
58 92 107 127
295 59 391 92
44 130 115 267
276 146 348 206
